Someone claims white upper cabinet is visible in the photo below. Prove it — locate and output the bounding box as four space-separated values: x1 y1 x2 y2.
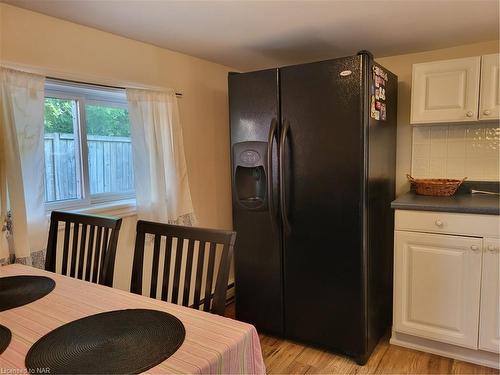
479 54 500 120
411 56 481 124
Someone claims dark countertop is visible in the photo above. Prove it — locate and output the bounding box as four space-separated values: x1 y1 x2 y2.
391 190 500 215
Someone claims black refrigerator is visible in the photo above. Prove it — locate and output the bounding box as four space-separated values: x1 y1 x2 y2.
229 51 397 364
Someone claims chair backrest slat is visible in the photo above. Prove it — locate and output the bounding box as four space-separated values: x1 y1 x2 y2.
61 222 71 275
102 225 120 287
192 240 206 310
85 225 95 282
182 239 195 306
92 227 103 284
150 234 161 298
77 224 87 279
130 230 145 295
98 227 110 284
69 222 80 277
171 236 185 304
45 211 122 287
160 236 173 302
131 220 236 316
203 242 217 312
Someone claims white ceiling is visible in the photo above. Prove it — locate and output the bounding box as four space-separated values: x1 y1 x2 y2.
4 0 500 71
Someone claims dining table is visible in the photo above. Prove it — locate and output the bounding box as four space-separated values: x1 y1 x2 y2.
0 264 266 374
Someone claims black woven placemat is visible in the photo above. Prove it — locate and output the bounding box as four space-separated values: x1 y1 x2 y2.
0 275 55 312
25 309 186 374
0 324 11 354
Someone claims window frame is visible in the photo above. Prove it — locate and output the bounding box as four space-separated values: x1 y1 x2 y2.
44 80 135 212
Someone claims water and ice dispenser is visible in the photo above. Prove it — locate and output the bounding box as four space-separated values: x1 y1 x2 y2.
233 141 268 210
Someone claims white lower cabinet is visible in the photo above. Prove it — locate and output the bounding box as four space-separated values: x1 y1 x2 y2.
392 210 500 369
394 231 482 348
479 238 500 353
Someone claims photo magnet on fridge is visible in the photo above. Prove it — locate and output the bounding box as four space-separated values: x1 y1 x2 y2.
380 103 386 121
370 95 380 120
380 87 385 100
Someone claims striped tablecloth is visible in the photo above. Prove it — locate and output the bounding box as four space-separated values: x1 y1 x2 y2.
0 264 265 374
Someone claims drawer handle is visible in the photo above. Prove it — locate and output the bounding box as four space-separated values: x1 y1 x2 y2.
466 111 474 117
483 109 491 116
471 245 480 251
435 220 444 227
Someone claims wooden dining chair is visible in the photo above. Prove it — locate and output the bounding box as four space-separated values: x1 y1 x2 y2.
45 211 122 287
131 220 236 316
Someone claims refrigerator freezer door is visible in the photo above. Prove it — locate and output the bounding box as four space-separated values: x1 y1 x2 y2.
280 56 366 356
229 69 283 334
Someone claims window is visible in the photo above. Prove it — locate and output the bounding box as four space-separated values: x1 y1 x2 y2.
44 80 134 210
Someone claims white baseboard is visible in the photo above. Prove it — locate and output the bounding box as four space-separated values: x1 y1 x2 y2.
391 331 499 369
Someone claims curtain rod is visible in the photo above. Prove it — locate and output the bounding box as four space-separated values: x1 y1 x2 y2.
48 76 183 97
0 61 183 97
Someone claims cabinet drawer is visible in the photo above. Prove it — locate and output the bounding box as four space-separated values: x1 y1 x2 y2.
395 210 500 237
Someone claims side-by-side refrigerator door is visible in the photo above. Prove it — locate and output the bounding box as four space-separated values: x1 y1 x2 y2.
228 69 283 334
280 57 366 357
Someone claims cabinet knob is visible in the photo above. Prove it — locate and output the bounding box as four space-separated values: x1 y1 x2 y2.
466 111 474 117
483 109 491 116
435 220 444 227
488 245 497 252
471 245 480 251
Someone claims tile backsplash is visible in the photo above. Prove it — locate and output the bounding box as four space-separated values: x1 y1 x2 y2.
411 124 500 181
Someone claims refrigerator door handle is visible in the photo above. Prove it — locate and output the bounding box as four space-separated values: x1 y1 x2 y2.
267 118 278 230
279 119 291 233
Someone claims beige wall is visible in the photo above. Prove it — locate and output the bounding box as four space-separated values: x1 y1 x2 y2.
0 3 236 291
377 40 500 195
0 3 235 231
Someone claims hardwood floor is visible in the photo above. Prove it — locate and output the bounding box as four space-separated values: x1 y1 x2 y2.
224 303 498 374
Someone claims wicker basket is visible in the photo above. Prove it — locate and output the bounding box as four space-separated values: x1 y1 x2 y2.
407 175 466 197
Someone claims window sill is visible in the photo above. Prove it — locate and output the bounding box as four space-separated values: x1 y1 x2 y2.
47 199 137 219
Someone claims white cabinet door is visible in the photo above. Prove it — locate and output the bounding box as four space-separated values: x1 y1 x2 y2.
479 238 500 353
479 54 500 121
394 231 482 348
411 56 481 124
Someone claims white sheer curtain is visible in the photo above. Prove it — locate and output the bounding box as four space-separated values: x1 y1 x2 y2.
0 68 46 267
126 88 196 225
